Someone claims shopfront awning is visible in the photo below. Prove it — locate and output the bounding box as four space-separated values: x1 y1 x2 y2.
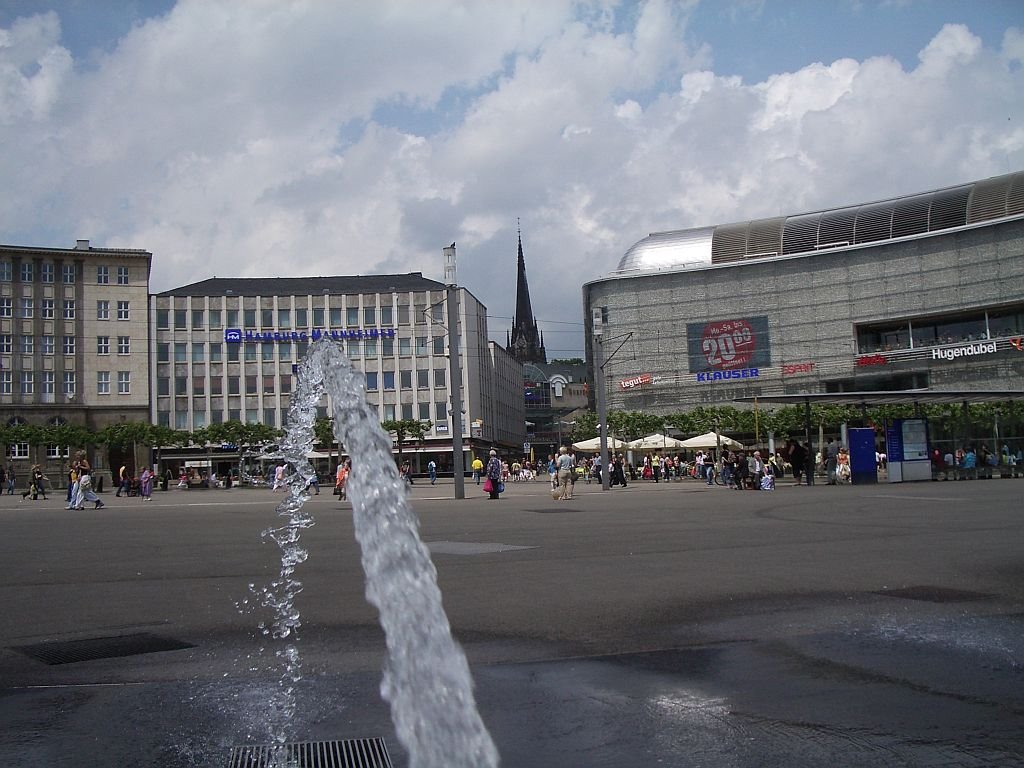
734 390 1024 406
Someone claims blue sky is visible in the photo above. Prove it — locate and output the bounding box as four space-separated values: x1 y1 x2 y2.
0 1 1021 357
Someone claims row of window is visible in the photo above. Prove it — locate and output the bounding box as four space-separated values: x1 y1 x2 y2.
156 368 447 397
0 370 130 395
156 303 444 330
6 444 70 459
0 298 78 319
0 335 132 355
0 262 129 285
156 336 445 364
159 401 446 431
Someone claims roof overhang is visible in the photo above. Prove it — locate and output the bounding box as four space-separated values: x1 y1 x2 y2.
734 390 1024 406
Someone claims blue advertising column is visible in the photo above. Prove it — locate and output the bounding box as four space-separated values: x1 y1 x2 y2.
848 428 877 485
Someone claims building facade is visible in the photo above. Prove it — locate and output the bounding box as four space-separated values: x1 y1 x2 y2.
150 274 524 473
584 171 1024 415
0 240 152 479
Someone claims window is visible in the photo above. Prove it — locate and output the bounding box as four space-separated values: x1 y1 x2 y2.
0 298 9 317
380 306 393 325
0 262 10 281
175 411 188 430
435 401 446 420
278 309 291 328
280 376 291 394
401 403 413 420
364 339 377 357
263 375 275 394
158 412 170 428
41 263 54 283
262 343 274 361
415 336 428 355
62 300 75 319
296 340 308 359
210 377 222 395
20 298 33 318
261 309 273 328
346 307 359 326
245 375 257 393
20 262 33 282
245 343 257 361
175 376 187 396
365 371 378 390
209 343 222 362
97 371 110 394
383 404 396 421
192 343 204 363
157 309 169 329
111 301 127 321
417 370 429 389
97 300 110 320
62 372 75 396
62 335 75 355
228 376 240 395
117 336 130 355
278 341 291 360
62 263 75 283
209 309 222 328
157 343 169 363
246 409 259 424
399 338 412 356
11 442 29 458
244 309 256 327
383 371 395 390
363 307 376 325
42 371 55 395
193 412 207 429
118 371 130 394
20 335 33 354
295 308 307 328
434 368 446 387
347 339 360 357
116 266 129 285
97 336 110 355
20 371 33 394
41 335 54 355
330 308 342 326
400 370 412 389
0 371 10 394
313 308 324 327
432 336 444 355
431 303 444 323
157 377 169 396
173 342 186 362
263 408 276 427
192 309 204 328
398 305 410 324
47 444 70 459
174 309 187 329
227 344 239 362
228 409 240 422
96 265 109 284
0 335 10 354
192 376 205 396
227 309 239 327
382 338 394 356
418 403 430 421
42 299 54 319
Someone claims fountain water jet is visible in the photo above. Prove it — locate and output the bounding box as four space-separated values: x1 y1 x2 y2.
257 338 499 768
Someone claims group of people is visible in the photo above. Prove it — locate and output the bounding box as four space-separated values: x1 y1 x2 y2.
931 443 1023 479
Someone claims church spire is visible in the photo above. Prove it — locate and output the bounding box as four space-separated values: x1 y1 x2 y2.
507 221 547 365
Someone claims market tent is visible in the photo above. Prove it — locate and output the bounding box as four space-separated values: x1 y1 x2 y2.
628 433 687 450
680 431 745 450
571 436 628 451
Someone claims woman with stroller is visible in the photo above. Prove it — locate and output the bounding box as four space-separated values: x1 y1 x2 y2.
20 465 48 501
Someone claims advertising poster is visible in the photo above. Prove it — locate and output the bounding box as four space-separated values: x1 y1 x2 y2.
687 315 771 373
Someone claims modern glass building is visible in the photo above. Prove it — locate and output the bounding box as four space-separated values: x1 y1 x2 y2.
584 171 1024 414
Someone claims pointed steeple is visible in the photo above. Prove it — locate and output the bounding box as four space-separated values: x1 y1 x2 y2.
507 221 547 365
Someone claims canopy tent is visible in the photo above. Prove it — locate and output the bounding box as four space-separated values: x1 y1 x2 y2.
628 433 687 450
680 431 745 450
571 436 628 451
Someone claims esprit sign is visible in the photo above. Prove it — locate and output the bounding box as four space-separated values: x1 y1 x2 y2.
619 373 652 390
782 362 815 375
932 341 997 361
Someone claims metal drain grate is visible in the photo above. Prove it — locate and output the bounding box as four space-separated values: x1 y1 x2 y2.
11 632 195 665
873 586 995 603
228 738 392 768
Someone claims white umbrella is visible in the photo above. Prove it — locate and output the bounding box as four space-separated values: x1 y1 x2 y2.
571 436 628 451
680 431 745 450
627 433 686 450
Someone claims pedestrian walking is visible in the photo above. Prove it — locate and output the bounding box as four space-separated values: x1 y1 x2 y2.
428 459 437 485
140 467 153 501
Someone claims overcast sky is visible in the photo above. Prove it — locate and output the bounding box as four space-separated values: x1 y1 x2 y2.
1 0 1022 358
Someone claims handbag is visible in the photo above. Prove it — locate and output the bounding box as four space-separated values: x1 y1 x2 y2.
483 478 494 493
497 481 505 494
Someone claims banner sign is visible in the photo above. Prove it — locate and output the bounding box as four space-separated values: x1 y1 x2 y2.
687 316 771 373
619 373 652 390
225 327 396 344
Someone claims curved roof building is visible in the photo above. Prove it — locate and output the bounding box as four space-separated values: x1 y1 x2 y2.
584 171 1024 419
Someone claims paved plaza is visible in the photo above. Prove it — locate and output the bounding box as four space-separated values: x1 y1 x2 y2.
1 476 1023 767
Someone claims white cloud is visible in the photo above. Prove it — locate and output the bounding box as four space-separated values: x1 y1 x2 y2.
0 4 1022 358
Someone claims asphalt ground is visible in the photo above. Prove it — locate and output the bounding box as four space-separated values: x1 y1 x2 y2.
1 475 1022 767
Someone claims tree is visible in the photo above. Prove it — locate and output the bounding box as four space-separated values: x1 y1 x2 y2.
381 419 432 463
606 411 664 441
570 411 599 441
313 416 338 467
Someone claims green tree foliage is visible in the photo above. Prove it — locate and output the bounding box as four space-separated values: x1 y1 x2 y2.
381 418 432 462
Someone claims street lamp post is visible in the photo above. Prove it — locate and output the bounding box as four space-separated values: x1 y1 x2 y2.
593 308 610 491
